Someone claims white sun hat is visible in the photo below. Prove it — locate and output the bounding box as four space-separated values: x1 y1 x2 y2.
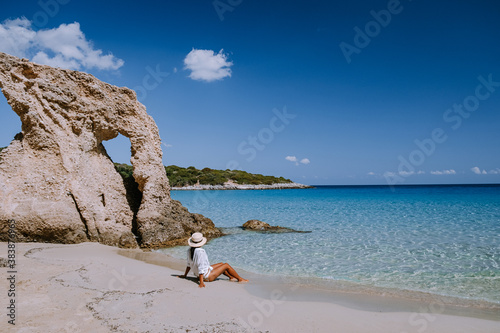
188 232 207 247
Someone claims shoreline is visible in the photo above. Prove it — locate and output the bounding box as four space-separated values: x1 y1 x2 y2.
1 242 499 332
143 248 500 320
171 182 313 190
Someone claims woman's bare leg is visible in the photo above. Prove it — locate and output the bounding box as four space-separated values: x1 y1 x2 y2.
211 263 237 280
208 263 248 283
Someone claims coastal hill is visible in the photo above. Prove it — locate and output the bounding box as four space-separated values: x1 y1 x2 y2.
115 163 311 190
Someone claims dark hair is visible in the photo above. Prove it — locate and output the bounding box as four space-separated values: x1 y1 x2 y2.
190 246 196 260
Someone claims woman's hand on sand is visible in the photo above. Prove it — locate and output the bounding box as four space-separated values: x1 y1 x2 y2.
199 281 206 288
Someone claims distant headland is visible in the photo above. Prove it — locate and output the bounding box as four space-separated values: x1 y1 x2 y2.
114 163 312 190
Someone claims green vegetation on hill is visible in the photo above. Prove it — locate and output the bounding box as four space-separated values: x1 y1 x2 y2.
165 165 292 187
114 163 292 187
114 163 134 180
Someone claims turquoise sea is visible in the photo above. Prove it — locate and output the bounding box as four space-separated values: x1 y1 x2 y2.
160 185 500 306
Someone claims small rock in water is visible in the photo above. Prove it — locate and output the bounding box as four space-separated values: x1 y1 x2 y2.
242 220 311 233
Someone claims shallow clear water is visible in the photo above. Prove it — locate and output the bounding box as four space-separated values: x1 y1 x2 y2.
160 185 500 304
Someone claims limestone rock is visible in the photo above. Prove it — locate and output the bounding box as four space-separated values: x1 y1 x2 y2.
0 52 221 248
141 200 224 248
242 220 271 231
242 220 311 233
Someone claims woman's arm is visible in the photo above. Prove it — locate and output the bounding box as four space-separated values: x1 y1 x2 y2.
198 274 205 288
179 266 190 278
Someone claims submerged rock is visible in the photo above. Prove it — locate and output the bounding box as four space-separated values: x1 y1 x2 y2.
0 52 221 248
242 220 311 233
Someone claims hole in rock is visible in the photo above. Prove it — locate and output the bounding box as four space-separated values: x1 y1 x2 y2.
102 134 143 240
0 92 22 154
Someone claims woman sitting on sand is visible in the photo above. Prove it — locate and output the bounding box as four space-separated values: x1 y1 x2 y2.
179 232 248 288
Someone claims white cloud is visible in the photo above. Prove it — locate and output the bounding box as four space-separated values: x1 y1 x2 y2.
471 166 500 175
32 52 81 70
184 48 232 82
471 167 481 175
0 18 35 57
161 142 173 149
471 166 487 175
367 172 375 176
0 18 123 71
430 169 456 175
382 170 424 177
285 156 298 166
285 156 310 166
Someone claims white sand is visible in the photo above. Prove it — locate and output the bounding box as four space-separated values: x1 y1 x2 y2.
0 242 499 332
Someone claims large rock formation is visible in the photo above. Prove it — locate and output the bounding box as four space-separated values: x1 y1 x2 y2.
0 52 221 248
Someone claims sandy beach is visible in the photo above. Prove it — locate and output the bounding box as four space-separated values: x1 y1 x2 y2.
0 242 499 333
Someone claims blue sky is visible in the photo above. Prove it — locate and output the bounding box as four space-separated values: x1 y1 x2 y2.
1 0 499 185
